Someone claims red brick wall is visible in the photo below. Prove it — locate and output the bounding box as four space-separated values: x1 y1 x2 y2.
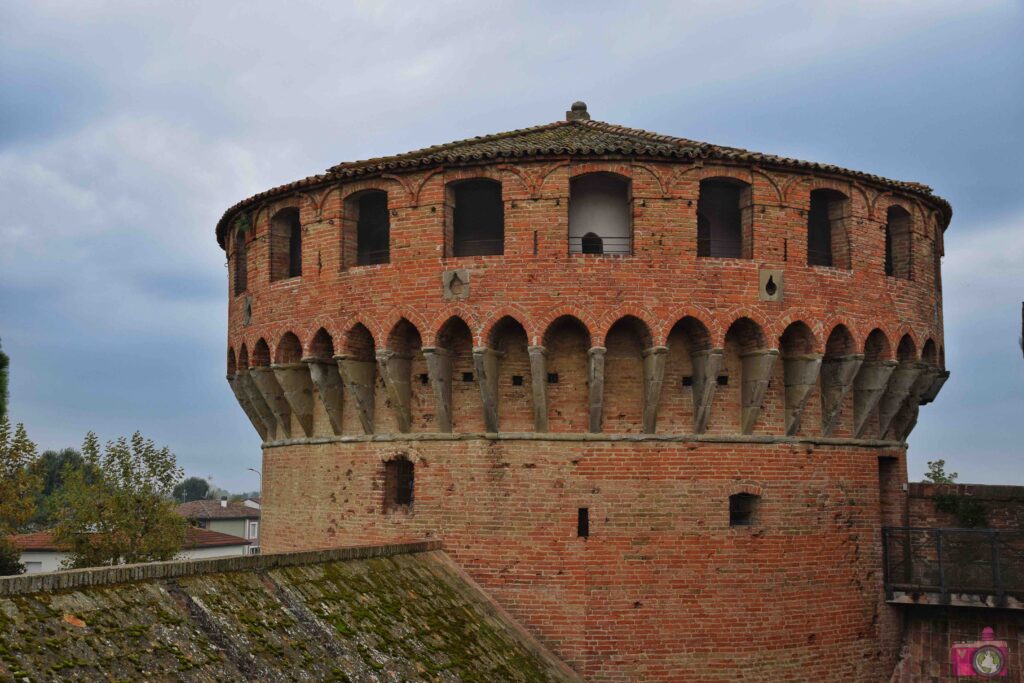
908 483 1024 530
262 439 907 682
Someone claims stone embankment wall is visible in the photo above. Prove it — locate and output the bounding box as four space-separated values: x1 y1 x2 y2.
0 542 575 682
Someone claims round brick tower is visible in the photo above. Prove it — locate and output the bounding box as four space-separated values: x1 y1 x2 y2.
217 103 950 682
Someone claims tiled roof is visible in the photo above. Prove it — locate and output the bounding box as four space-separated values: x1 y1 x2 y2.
215 112 952 246
178 499 261 520
8 528 250 552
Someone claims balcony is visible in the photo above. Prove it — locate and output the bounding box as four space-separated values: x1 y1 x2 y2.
883 527 1024 609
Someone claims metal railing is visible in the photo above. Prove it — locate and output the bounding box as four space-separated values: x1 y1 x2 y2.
883 527 1024 605
356 249 390 266
568 235 632 255
696 237 743 258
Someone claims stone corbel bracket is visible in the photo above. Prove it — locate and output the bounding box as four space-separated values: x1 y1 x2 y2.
852 359 898 438
227 373 269 441
422 347 452 433
473 347 503 434
587 347 607 433
304 357 344 436
691 348 724 434
272 362 316 438
783 353 823 436
740 349 779 435
377 349 414 434
335 353 376 435
250 367 293 439
528 346 549 432
819 354 864 437
642 346 668 434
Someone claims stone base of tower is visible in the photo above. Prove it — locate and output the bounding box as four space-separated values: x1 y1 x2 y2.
261 437 907 682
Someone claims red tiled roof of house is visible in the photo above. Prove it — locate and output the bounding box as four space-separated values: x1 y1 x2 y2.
177 499 261 520
8 528 250 552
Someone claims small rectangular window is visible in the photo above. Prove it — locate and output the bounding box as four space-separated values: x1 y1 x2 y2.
511 375 524 386
384 459 414 512
462 372 474 382
729 493 759 527
716 375 729 386
681 376 693 387
547 373 559 384
577 508 589 538
418 373 430 385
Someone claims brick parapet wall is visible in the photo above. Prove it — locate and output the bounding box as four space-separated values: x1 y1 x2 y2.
0 540 440 597
908 482 1024 530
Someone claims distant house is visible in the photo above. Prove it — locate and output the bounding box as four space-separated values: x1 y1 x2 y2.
8 528 253 574
178 497 260 550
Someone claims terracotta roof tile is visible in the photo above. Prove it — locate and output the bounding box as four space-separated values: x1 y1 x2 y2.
177 499 261 520
215 116 951 246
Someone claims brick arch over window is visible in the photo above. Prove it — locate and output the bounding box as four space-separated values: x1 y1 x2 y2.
715 318 772 435
603 316 653 432
307 328 335 360
488 316 533 432
885 205 913 279
252 339 271 367
227 348 237 377
921 339 939 367
344 189 390 267
698 178 753 259
660 316 714 434
436 316 481 432
569 172 632 255
863 329 893 362
447 179 504 257
385 318 431 433
825 325 857 358
238 344 249 370
543 315 592 432
896 334 918 362
269 208 302 281
807 189 851 268
275 332 303 365
339 323 377 435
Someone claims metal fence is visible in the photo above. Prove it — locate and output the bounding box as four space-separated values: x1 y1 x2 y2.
568 235 632 255
883 527 1024 605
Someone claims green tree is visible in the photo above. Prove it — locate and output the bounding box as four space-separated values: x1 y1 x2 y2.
0 339 9 422
28 448 97 529
0 537 23 576
924 459 957 484
924 458 987 527
173 476 210 503
0 417 41 534
55 431 187 568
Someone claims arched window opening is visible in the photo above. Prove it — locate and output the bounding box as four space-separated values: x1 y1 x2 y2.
697 179 752 259
252 339 271 367
729 493 760 526
227 348 237 377
275 333 303 365
451 180 504 256
383 458 414 512
569 173 631 255
488 316 532 432
863 329 892 362
807 189 850 268
234 231 248 295
922 339 938 368
270 208 301 281
896 335 917 363
542 315 592 432
885 206 912 279
309 328 335 360
349 191 390 266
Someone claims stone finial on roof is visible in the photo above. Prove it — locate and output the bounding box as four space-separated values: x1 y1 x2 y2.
566 101 590 121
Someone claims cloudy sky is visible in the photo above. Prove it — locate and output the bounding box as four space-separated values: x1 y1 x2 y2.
1 1 1021 491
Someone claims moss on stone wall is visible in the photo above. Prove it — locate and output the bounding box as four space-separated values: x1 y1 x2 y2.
0 549 570 682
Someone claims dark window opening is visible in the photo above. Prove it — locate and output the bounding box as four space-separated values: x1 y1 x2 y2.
547 373 559 384
885 205 912 279
512 375 524 386
452 180 504 256
697 179 748 258
681 376 693 387
577 507 590 538
270 207 301 281
581 232 603 254
288 221 302 277
716 375 729 386
384 459 414 512
462 371 474 382
729 493 759 527
234 232 248 295
569 173 631 255
808 189 849 267
356 191 390 266
418 373 430 385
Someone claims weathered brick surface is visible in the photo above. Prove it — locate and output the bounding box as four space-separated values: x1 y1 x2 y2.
909 483 1024 530
261 439 908 681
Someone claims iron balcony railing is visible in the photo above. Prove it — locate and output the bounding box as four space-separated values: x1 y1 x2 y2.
568 235 632 255
356 249 390 266
452 239 504 257
883 527 1024 605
